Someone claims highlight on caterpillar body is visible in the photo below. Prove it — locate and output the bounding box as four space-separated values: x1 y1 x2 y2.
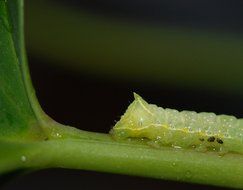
110 93 243 154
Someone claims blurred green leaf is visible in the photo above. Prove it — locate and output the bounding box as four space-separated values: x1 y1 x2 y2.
26 1 243 94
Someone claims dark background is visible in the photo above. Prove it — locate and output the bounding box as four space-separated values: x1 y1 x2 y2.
3 0 243 189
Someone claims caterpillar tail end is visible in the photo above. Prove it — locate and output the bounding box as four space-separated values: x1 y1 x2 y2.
133 92 141 100
110 93 154 139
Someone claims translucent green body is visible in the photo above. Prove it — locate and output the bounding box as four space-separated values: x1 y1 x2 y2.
111 93 243 154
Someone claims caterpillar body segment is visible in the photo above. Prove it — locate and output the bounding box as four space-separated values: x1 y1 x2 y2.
110 93 243 154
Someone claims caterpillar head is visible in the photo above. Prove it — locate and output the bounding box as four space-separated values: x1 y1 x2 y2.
111 93 157 139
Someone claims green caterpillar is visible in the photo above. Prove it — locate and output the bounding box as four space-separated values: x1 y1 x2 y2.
110 93 243 154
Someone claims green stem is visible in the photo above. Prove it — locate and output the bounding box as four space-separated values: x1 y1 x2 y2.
2 128 243 189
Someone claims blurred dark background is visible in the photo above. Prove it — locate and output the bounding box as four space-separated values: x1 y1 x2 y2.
3 0 243 189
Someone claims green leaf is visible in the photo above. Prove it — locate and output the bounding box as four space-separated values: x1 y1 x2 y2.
0 0 45 141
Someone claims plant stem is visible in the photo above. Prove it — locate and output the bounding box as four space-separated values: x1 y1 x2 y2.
2 126 243 189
